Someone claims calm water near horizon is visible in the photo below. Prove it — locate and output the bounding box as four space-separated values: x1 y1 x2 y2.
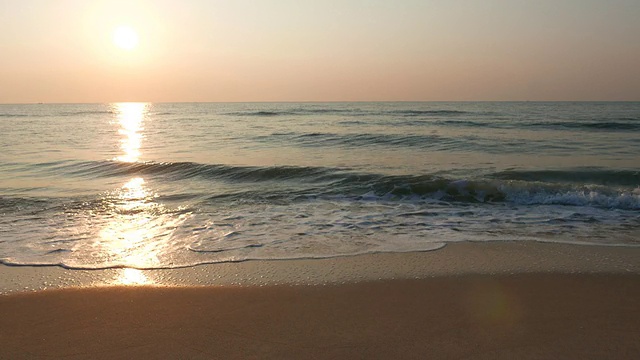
0 102 638 269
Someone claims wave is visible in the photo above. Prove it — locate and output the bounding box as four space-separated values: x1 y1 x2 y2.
393 119 492 127
394 119 640 131
0 196 51 210
16 160 640 211
34 160 640 187
0 110 113 118
48 160 344 183
328 175 639 210
58 110 113 116
227 109 639 133
256 131 470 151
227 108 362 117
525 121 640 131
238 111 282 116
228 108 473 117
0 114 29 118
492 169 640 187
389 110 469 116
501 185 639 209
255 131 580 153
291 132 445 148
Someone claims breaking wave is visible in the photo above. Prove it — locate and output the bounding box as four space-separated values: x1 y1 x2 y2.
9 160 639 210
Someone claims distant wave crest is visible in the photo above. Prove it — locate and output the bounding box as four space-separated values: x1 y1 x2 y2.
527 121 640 131
227 108 473 117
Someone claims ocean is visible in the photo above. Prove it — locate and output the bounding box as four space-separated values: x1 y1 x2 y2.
0 102 638 269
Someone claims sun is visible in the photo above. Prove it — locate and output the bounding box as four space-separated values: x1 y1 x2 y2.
113 26 139 50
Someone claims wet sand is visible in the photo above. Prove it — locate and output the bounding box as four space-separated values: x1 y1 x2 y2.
2 241 639 292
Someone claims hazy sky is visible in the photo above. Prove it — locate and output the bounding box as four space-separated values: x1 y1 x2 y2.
1 0 639 103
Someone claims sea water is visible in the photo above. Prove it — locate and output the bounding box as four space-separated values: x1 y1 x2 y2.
0 102 638 269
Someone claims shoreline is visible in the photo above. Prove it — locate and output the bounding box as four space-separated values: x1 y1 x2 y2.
1 241 639 294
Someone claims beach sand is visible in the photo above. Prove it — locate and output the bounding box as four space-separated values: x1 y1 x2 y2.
1 242 639 359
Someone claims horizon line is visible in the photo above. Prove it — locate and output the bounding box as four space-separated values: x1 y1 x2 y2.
2 100 639 106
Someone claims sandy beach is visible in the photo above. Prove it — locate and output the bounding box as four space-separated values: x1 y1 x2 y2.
1 242 639 359
1 274 638 359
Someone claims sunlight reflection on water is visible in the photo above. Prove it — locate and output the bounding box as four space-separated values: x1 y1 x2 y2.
114 102 147 163
98 176 162 268
89 103 188 271
117 268 152 285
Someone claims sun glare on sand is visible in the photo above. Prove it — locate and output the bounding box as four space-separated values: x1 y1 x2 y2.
113 26 139 50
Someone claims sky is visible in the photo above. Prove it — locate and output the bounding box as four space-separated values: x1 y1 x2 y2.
1 0 639 103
